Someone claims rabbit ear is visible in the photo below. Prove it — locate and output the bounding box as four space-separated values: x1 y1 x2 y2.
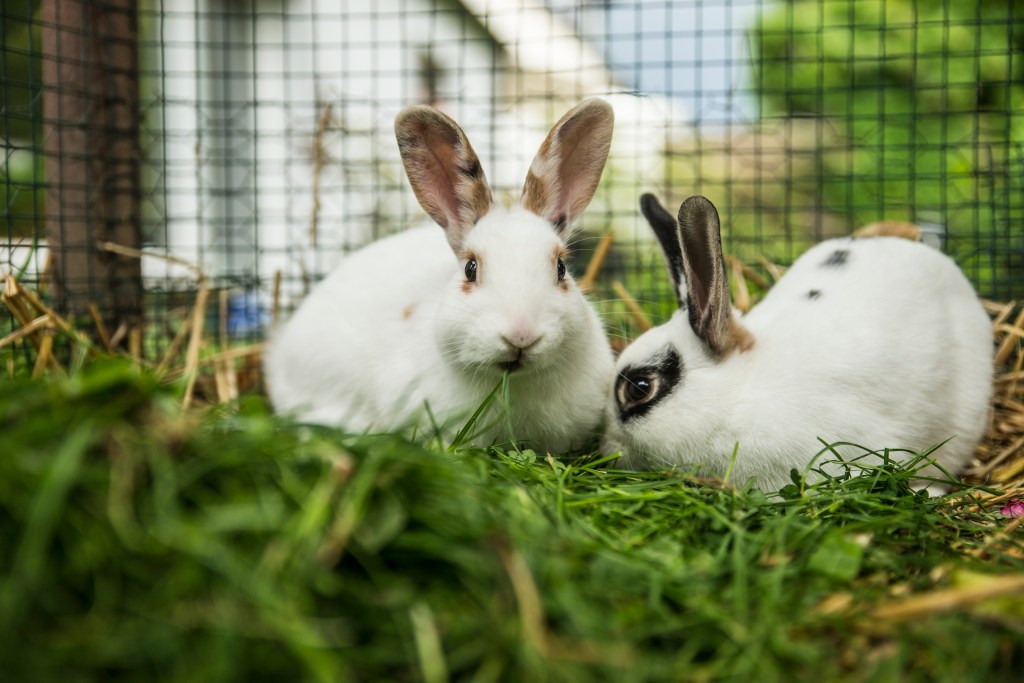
640 193 685 307
395 105 493 252
521 98 614 238
677 196 752 357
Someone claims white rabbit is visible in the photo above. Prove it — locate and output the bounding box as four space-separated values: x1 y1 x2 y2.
264 99 616 452
604 194 993 493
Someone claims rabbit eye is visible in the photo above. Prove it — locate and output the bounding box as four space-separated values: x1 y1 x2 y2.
615 349 682 421
617 373 659 409
465 258 478 283
556 258 566 282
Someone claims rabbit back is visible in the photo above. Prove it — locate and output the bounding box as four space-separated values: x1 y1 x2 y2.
264 226 461 429
734 236 992 487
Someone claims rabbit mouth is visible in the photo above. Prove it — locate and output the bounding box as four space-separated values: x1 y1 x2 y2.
498 357 525 372
497 350 529 373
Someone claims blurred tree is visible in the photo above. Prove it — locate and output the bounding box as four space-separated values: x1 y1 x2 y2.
40 0 144 333
1 0 44 237
752 0 1024 295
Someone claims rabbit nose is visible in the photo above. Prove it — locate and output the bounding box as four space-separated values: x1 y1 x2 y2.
501 328 542 351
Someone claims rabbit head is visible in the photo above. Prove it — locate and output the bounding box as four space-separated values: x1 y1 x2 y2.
394 99 614 379
604 194 754 470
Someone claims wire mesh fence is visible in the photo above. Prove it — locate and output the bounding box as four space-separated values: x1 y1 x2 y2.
3 0 1023 360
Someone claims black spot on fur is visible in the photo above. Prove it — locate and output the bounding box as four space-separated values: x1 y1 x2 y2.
821 249 849 268
615 348 683 422
807 289 821 300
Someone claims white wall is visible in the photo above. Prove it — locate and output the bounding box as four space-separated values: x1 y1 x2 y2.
149 0 500 304
133 0 677 323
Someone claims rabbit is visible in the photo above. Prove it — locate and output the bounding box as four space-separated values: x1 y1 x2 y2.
263 99 617 453
603 193 993 494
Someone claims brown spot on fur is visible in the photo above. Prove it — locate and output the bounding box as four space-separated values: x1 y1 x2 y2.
521 169 550 217
704 316 756 361
853 220 921 241
460 170 492 223
729 318 756 354
402 304 416 320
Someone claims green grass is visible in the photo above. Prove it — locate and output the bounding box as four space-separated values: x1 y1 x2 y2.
1 360 1022 682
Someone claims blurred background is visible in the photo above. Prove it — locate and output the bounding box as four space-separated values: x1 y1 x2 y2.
2 0 1023 355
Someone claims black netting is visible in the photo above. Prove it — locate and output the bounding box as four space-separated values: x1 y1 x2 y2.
3 0 1023 359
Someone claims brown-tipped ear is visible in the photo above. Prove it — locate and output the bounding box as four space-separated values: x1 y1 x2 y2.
395 105 492 252
677 196 752 357
521 98 614 238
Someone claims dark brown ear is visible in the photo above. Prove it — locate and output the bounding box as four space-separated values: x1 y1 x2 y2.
677 196 752 357
521 98 614 238
640 193 685 307
395 105 492 252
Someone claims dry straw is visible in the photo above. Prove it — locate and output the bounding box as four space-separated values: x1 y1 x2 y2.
1 243 263 408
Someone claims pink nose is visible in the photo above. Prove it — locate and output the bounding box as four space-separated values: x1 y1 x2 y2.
501 329 542 351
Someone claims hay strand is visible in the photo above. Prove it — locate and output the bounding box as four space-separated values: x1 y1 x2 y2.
129 327 142 362
31 322 56 379
977 300 1024 487
727 255 751 312
97 241 203 277
611 280 652 332
88 303 114 352
272 270 283 328
309 102 334 248
735 259 773 291
994 306 1024 367
579 231 615 292
155 315 193 376
868 574 1024 623
0 315 49 351
853 220 922 241
756 255 786 283
181 277 210 409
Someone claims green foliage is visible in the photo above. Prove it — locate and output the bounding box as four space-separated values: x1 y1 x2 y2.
0 146 44 237
1 1 44 238
752 0 1024 294
0 360 1022 681
0 0 41 143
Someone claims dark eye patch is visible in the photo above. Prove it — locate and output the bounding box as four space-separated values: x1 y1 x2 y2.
615 347 683 422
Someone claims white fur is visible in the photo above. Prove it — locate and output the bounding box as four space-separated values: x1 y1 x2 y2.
605 234 993 492
264 210 613 452
266 100 616 451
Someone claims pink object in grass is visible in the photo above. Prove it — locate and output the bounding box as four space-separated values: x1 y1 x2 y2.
1001 498 1024 519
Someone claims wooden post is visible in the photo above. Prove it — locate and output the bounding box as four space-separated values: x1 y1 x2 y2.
40 0 143 337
